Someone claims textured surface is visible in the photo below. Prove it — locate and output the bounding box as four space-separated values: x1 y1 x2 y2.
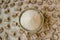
0 0 60 40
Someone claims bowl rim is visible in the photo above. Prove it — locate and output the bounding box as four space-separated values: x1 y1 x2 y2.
19 8 44 34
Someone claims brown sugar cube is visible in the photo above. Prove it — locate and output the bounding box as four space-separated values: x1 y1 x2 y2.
6 24 10 29
12 21 19 26
4 0 10 4
0 36 2 40
4 8 10 14
34 6 38 9
17 1 23 6
12 14 17 17
45 0 52 5
0 0 2 4
0 18 2 24
12 21 16 26
31 0 36 4
19 29 25 34
9 2 15 7
35 33 40 37
18 37 21 40
14 7 21 11
12 12 18 17
7 17 11 21
47 6 55 11
16 22 18 26
37 0 43 5
13 32 16 36
0 27 4 33
4 17 11 22
25 0 31 4
58 15 60 18
24 6 29 9
13 0 18 2
0 0 4 5
4 32 9 39
26 32 31 40
1 3 8 9
7 24 10 28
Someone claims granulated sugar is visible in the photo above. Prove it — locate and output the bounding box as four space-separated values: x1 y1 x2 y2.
20 10 41 30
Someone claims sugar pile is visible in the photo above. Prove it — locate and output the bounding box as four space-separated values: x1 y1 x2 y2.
20 10 41 30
